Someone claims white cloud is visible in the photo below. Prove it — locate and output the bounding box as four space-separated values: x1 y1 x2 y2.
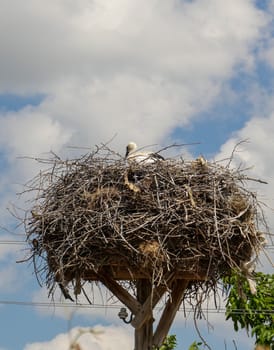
0 108 72 158
218 115 274 174
0 0 268 166
0 0 267 91
23 325 133 350
32 76 220 151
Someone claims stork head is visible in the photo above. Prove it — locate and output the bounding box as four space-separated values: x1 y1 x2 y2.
125 142 137 158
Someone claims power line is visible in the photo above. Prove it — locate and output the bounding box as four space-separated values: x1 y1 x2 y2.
0 300 273 315
0 300 103 308
0 240 26 245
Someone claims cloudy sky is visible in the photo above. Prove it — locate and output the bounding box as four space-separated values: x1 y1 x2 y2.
0 0 274 349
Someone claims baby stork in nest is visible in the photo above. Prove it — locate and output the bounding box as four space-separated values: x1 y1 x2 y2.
125 142 164 164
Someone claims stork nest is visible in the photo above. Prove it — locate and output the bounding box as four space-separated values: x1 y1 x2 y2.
22 145 267 301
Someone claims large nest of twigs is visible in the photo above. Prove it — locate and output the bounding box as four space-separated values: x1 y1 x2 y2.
24 145 267 300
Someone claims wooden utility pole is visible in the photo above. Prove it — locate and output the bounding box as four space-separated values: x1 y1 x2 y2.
153 279 188 347
135 279 153 350
97 269 200 350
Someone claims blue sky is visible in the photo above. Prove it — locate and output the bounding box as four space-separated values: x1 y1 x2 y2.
0 1 274 349
0 94 44 112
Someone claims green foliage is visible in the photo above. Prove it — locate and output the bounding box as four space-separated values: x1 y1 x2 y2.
188 341 203 350
153 335 203 350
154 335 177 350
224 272 274 347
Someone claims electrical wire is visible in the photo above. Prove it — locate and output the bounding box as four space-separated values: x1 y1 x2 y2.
0 240 26 245
0 300 106 308
0 300 273 315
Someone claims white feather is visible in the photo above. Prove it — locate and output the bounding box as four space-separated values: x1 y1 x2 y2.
125 142 164 164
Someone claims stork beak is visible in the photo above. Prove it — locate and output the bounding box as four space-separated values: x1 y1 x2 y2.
125 146 129 159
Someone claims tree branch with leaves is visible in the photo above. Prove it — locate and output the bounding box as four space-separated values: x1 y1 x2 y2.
223 272 274 349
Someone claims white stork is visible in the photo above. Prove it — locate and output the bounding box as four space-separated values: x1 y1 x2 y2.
125 142 164 163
